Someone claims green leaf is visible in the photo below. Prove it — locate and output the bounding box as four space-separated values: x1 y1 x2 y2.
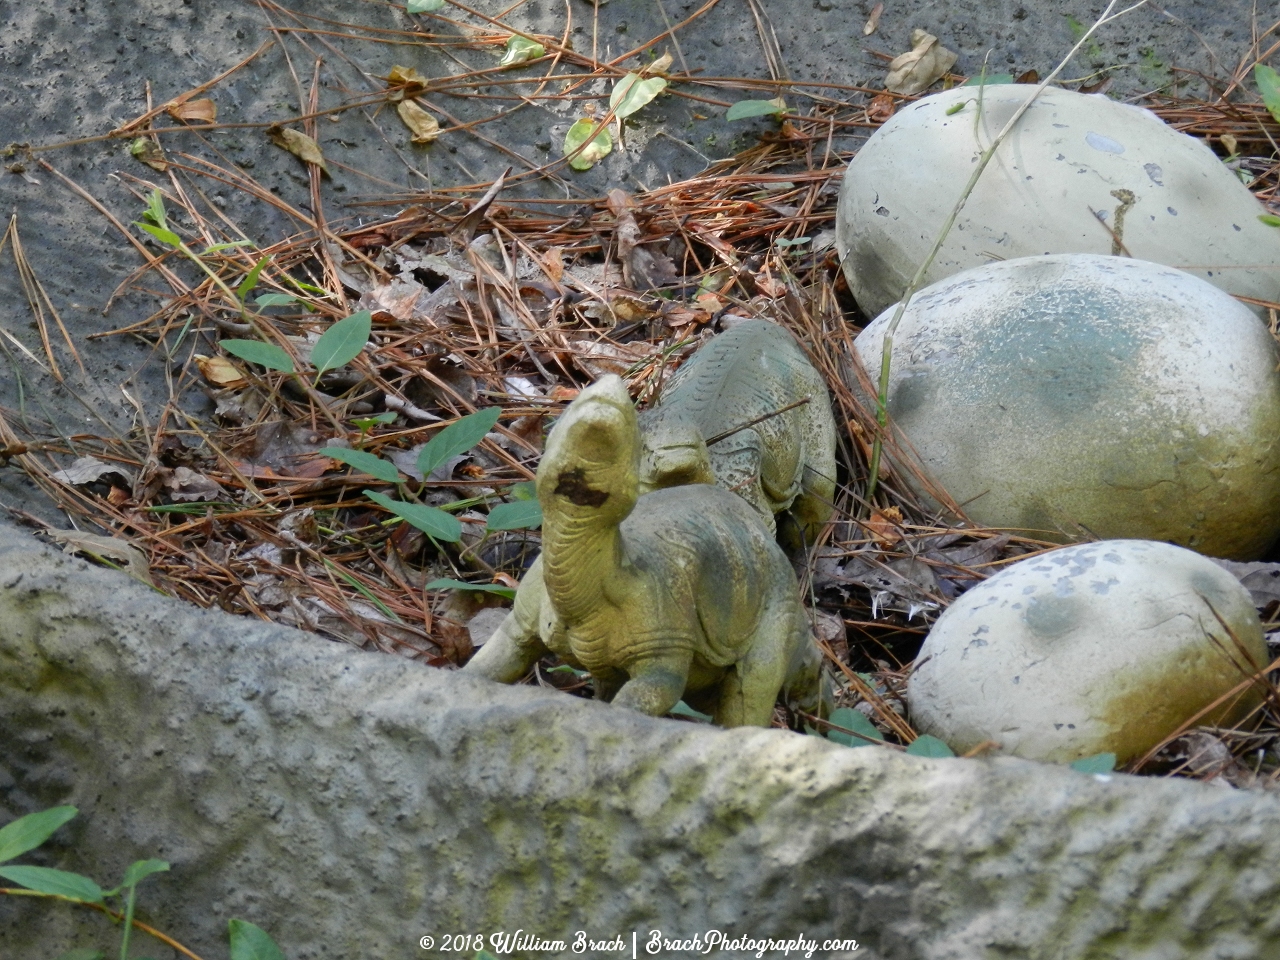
668 700 713 722
417 407 502 478
228 919 287 960
364 489 462 542
725 97 785 122
1259 214 1280 228
54 950 105 960
546 664 588 676
353 411 399 426
1255 64 1280 125
121 859 169 888
219 339 296 374
500 34 546 67
905 734 955 758
0 806 77 863
774 236 810 248
311 310 372 374
255 293 298 308
563 118 612 171
319 447 401 483
142 189 167 228
201 240 254 254
825 707 883 748
509 480 536 500
406 0 444 11
1070 752 1117 774
960 73 1015 86
135 221 181 248
610 72 668 120
486 499 542 531
0 865 104 903
424 577 516 599
237 255 271 301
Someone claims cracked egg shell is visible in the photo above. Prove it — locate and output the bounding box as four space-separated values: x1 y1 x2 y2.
907 539 1266 765
850 254 1280 560
837 84 1280 318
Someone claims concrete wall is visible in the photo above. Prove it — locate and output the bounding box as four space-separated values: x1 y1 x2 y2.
2 518 1280 959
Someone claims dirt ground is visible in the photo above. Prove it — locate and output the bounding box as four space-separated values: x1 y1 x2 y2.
0 0 1269 523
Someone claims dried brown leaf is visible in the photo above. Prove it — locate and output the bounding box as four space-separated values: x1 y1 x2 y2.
885 29 958 96
867 92 897 123
51 456 136 487
165 465 226 502
388 64 429 94
397 100 441 144
167 97 217 123
48 530 154 586
863 2 884 35
644 51 674 77
268 126 330 177
194 353 247 388
129 138 168 172
608 189 678 291
863 506 904 549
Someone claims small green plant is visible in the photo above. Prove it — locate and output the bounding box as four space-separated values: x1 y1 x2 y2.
1256 63 1280 125
220 308 373 385
824 707 884 747
0 805 286 959
318 406 542 548
905 734 955 757
725 97 786 122
499 34 545 67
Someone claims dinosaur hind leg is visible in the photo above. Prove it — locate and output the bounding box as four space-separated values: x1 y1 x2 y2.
780 463 836 552
782 617 831 724
712 608 794 727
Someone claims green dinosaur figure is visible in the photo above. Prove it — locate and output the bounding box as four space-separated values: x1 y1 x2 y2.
464 375 828 727
637 319 837 548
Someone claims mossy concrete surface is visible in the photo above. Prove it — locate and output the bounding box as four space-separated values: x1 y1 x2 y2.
2 518 1280 958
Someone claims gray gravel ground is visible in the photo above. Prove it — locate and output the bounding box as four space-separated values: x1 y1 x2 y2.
0 0 1269 524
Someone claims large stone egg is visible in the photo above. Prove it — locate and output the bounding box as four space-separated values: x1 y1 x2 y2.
850 254 1280 560
907 540 1267 765
837 84 1280 318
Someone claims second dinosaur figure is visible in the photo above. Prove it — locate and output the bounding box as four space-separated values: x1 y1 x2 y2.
637 319 837 547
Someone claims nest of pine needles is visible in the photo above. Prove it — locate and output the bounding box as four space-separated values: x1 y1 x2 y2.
3 1 1280 787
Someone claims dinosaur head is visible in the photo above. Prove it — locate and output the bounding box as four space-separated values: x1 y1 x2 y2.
538 374 639 523
637 409 714 495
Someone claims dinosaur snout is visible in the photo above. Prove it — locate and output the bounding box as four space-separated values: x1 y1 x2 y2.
550 375 637 459
539 375 641 511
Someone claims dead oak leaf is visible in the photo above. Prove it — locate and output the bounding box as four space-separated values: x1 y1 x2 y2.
194 353 247 388
397 100 441 144
863 506 904 549
387 64 429 95
268 126 330 177
885 29 958 96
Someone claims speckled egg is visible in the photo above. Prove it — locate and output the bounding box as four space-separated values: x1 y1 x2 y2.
837 84 1280 318
851 254 1280 560
907 539 1267 764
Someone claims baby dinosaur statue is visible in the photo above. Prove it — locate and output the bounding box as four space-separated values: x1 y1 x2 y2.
637 319 838 548
464 374 828 727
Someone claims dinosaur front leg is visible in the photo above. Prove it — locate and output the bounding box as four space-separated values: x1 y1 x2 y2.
611 653 692 717
463 559 550 683
465 611 549 683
